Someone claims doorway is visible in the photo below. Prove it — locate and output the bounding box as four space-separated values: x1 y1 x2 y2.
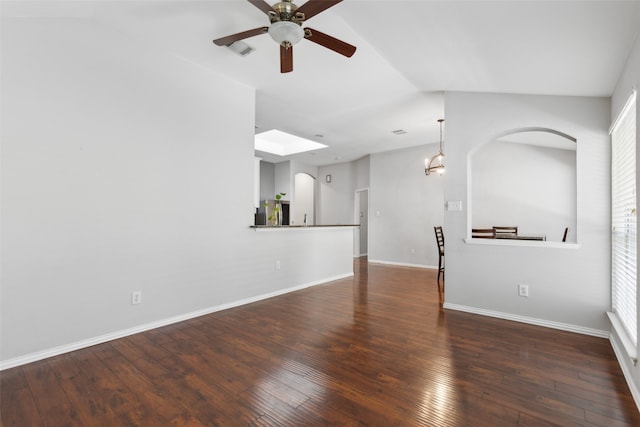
294 173 315 226
354 188 369 257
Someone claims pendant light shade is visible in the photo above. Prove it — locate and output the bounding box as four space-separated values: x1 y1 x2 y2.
425 119 445 176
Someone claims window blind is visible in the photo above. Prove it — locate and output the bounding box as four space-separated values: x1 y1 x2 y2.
611 91 637 345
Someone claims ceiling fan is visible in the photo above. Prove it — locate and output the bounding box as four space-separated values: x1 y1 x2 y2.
213 0 356 73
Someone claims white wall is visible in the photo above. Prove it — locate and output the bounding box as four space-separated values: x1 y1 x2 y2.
317 156 371 226
354 155 370 190
293 173 315 225
357 190 369 255
318 162 356 224
472 140 577 242
259 161 276 201
444 92 610 335
369 145 444 268
354 156 371 257
1 14 353 366
316 148 443 267
254 158 261 208
290 161 319 181
610 31 640 408
289 161 318 224
274 161 291 200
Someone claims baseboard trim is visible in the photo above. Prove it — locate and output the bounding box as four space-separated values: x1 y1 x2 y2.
367 259 437 270
608 333 640 411
0 272 354 371
443 303 609 338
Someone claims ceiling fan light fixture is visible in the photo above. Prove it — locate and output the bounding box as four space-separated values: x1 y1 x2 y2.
213 0 355 73
268 20 304 45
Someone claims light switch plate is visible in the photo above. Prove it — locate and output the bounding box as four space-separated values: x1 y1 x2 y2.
447 200 462 211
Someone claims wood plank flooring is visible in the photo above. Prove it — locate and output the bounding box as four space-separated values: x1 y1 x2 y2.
2 258 639 426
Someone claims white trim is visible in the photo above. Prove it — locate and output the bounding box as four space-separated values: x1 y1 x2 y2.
368 259 437 270
609 332 640 411
354 187 369 259
610 89 637 135
443 303 609 338
464 238 581 249
607 312 638 363
0 272 353 371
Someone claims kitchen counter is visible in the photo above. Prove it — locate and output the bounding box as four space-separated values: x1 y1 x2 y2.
251 224 359 229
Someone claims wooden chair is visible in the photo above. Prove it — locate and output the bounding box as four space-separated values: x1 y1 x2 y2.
562 227 569 242
493 226 518 236
472 228 496 238
433 226 445 286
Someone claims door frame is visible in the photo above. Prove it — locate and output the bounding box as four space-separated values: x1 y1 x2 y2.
354 188 369 257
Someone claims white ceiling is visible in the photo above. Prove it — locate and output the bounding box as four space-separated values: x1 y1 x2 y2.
6 0 640 166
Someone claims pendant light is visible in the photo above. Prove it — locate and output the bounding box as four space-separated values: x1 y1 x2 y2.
425 119 445 176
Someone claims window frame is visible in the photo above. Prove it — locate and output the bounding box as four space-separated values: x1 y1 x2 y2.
610 90 637 358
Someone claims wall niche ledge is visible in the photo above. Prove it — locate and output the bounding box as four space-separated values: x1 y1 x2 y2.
463 238 580 249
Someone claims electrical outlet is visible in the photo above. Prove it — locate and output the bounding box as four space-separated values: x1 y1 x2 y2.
276 260 281 270
517 284 529 298
131 291 142 305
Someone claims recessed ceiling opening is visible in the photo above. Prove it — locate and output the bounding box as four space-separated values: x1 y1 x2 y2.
255 129 327 156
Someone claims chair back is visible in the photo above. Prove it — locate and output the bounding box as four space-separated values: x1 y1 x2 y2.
434 226 445 255
493 226 518 236
472 228 496 238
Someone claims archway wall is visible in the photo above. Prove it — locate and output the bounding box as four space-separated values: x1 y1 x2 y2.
443 91 611 334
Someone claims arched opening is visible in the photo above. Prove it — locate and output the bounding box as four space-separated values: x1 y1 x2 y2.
469 128 577 242
294 173 316 226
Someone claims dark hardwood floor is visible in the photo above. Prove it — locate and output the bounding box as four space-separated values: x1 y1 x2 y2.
2 258 639 426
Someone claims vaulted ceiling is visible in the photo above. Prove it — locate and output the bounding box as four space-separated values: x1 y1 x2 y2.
6 1 640 166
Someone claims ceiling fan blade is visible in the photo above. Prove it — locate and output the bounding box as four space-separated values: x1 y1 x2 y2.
247 0 276 16
213 27 269 46
304 27 356 57
280 44 293 73
296 0 343 21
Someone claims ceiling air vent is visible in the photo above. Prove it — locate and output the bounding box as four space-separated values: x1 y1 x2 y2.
227 41 255 57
